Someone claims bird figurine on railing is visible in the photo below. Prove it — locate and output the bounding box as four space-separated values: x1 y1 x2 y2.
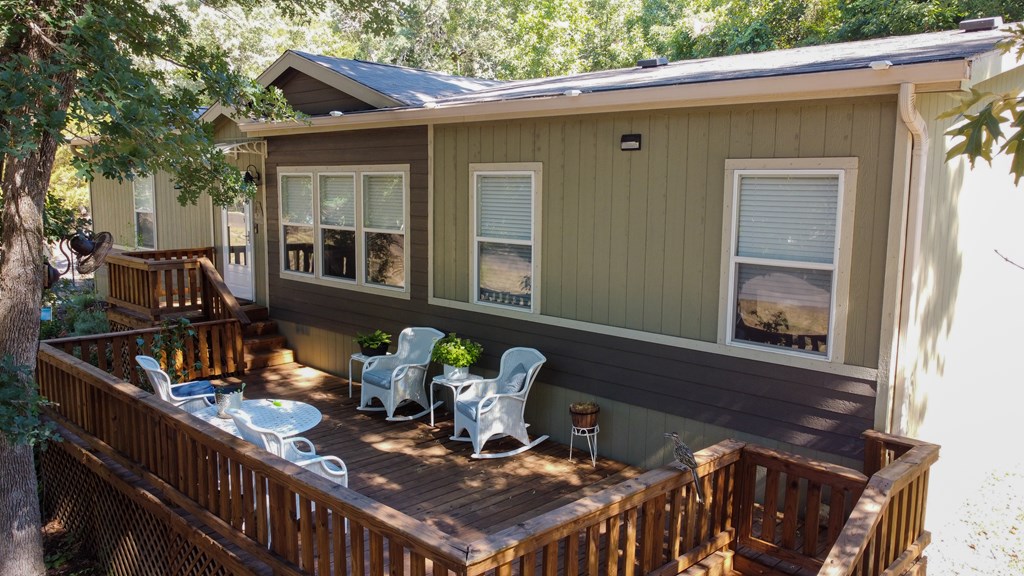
664 432 704 504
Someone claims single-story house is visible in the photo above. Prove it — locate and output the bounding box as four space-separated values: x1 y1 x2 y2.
89 23 1024 483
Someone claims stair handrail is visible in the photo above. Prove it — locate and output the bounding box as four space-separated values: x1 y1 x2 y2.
197 256 250 326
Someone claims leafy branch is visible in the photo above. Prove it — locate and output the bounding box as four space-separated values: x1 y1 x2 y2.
0 356 59 447
942 23 1024 185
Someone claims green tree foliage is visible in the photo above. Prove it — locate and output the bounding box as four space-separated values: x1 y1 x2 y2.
667 0 1024 61
833 0 1024 41
0 0 394 572
943 24 1024 184
356 0 664 80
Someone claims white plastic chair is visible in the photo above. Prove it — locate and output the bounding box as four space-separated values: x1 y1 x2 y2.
357 327 445 421
451 347 548 458
230 413 350 539
136 355 216 414
228 410 317 461
295 455 348 487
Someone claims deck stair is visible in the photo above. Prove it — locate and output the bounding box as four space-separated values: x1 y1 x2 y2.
239 304 295 370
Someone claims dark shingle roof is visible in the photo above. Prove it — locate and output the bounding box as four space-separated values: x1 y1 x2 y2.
436 27 1011 105
291 51 503 107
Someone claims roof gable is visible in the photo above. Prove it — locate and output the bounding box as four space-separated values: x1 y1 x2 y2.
271 68 376 115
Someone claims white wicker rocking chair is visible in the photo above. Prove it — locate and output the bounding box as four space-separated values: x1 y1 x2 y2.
357 327 445 421
451 347 548 458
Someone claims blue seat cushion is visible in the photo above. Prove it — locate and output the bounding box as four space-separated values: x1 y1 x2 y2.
362 369 393 389
501 363 528 394
173 380 215 397
456 399 478 421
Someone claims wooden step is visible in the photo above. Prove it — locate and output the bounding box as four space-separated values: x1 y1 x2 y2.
243 334 288 353
239 304 269 322
245 349 294 370
680 550 733 576
243 319 279 338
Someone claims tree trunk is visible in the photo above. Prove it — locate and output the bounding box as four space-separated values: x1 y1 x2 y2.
0 9 78 573
0 141 51 576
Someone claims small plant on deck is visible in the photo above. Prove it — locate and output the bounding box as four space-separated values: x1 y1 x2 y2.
355 329 392 356
430 333 483 368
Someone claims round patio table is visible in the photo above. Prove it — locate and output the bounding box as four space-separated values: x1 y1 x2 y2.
192 398 322 437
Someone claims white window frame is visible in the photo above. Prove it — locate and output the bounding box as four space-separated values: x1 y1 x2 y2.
469 163 542 314
278 165 410 298
133 174 156 249
719 158 858 363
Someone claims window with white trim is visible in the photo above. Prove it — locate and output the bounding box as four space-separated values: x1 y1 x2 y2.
471 165 540 312
133 174 156 248
279 166 408 293
722 160 856 361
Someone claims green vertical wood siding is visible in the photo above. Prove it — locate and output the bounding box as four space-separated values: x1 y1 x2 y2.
432 97 898 368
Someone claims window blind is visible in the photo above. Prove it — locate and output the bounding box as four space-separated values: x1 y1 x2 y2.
363 175 403 230
736 175 838 264
281 175 313 225
477 175 532 240
320 175 355 227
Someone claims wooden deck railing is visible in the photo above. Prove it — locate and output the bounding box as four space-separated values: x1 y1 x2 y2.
44 319 244 386
107 248 249 327
733 445 869 573
38 343 468 576
36 338 937 576
820 433 938 576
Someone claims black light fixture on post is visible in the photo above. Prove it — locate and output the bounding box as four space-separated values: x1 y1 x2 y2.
243 164 261 186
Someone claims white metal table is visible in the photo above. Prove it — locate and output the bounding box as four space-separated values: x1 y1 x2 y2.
429 373 484 427
192 398 322 437
348 352 391 398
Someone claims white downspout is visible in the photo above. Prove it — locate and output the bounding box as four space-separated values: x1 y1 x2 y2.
890 83 930 436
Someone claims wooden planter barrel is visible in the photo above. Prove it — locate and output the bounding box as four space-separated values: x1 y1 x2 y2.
569 405 600 428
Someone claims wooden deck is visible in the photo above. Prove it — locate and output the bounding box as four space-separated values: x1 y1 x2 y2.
228 362 643 542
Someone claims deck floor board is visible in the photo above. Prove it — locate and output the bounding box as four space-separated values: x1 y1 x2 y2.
230 362 644 541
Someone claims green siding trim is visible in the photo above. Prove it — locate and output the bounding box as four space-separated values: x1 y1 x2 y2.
433 97 898 369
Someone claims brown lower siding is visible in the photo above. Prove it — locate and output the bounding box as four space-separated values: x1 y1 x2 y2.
269 301 875 460
263 126 875 461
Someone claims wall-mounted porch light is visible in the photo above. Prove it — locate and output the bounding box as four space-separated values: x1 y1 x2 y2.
243 164 261 186
620 134 642 151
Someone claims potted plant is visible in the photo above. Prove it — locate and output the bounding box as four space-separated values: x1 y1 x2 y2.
569 401 600 429
431 332 483 380
355 329 392 356
214 382 245 419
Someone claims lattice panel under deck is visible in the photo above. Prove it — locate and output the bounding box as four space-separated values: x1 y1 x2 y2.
40 436 254 576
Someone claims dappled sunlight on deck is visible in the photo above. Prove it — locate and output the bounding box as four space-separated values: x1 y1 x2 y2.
232 361 642 540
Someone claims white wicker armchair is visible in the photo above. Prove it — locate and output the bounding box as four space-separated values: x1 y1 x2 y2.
136 355 216 414
357 327 444 421
452 347 547 458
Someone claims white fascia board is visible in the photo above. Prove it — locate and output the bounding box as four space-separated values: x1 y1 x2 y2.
966 48 1024 89
238 60 972 137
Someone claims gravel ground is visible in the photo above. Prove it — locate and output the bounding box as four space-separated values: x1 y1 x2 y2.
926 460 1024 574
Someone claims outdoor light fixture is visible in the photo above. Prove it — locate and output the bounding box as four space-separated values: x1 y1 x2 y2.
868 60 892 70
620 134 642 151
243 165 261 186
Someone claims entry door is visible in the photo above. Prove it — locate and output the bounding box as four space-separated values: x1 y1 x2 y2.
222 200 254 301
